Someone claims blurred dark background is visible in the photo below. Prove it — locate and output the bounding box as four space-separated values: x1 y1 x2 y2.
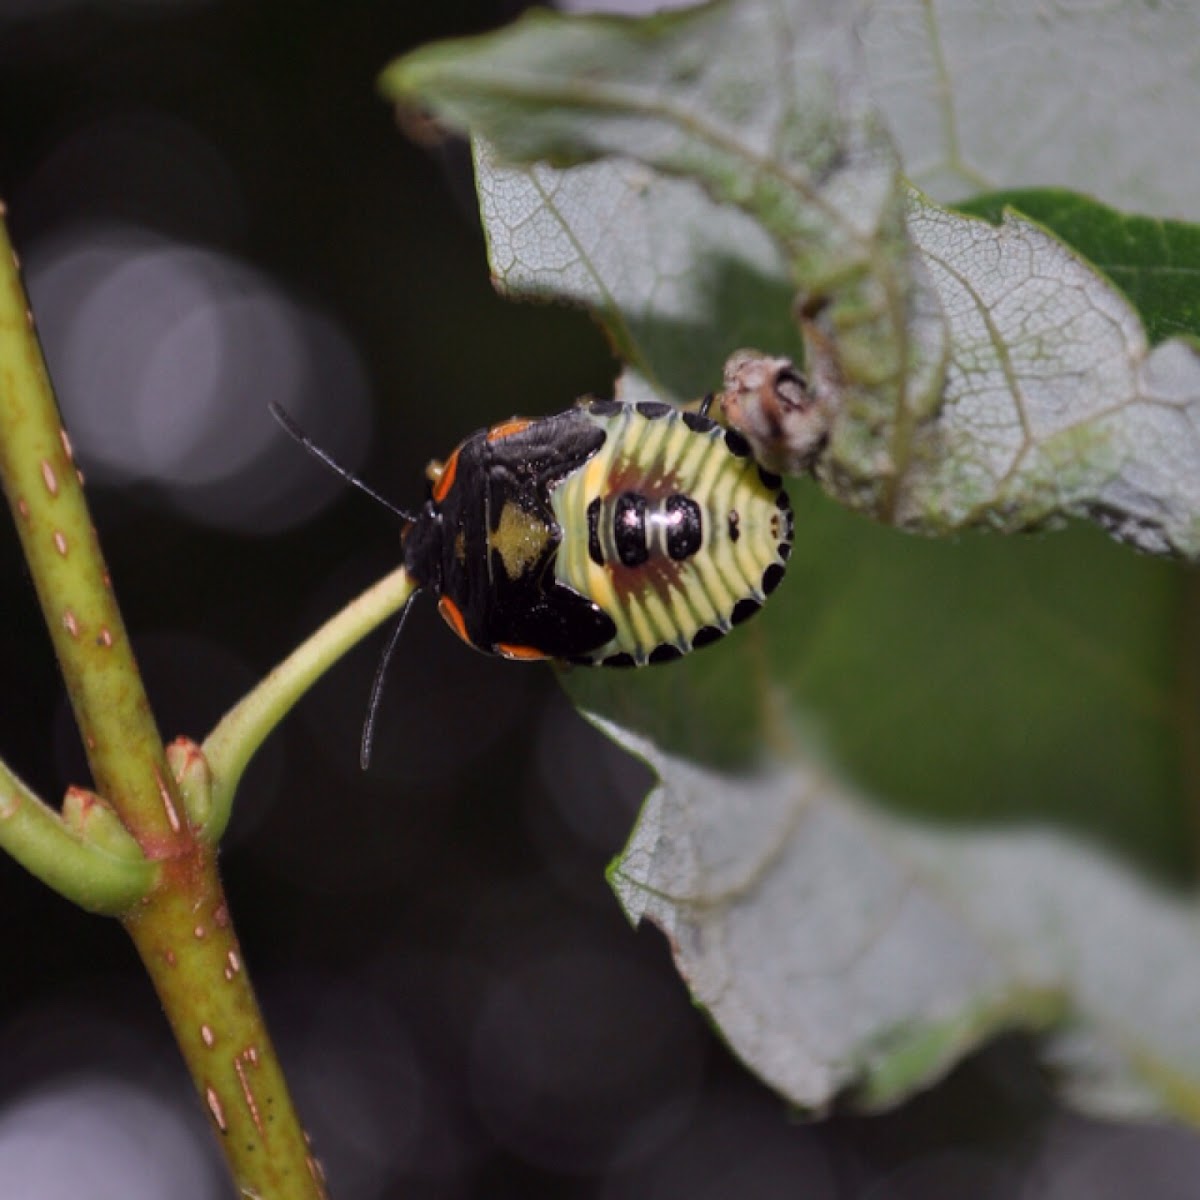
1 2 1199 1197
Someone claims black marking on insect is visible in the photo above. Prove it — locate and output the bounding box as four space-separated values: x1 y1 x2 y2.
408 400 794 669
270 396 793 763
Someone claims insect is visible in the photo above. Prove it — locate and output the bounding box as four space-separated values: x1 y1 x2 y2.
272 396 793 760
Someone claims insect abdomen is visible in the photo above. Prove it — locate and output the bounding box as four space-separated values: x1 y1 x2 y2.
551 401 792 666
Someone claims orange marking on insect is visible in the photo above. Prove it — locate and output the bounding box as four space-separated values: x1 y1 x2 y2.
200 1024 215 1048
59 428 74 462
486 417 533 442
52 530 67 556
62 609 79 638
97 627 113 648
430 446 460 503
16 497 29 521
437 595 471 645
496 642 548 661
40 460 58 496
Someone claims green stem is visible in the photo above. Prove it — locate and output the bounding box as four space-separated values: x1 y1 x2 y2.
202 565 416 840
0 213 326 1198
129 846 329 1199
0 217 184 852
0 759 157 913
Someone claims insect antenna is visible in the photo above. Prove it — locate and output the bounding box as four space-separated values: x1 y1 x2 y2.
268 401 417 523
360 591 417 770
271 401 425 767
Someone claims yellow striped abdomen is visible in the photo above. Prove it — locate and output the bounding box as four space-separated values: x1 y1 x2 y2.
550 401 792 666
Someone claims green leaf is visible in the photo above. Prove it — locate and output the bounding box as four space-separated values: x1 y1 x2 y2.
384 0 1200 1123
572 489 1192 878
955 188 1200 347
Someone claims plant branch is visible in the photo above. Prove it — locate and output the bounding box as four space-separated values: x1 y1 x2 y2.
0 215 186 852
0 759 157 913
128 849 330 1199
0 212 328 1197
202 565 416 840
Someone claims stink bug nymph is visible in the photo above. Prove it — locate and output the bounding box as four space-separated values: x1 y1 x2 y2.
271 396 793 762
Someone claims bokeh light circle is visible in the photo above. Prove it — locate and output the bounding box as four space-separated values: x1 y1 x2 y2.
26 222 372 533
0 1074 221 1200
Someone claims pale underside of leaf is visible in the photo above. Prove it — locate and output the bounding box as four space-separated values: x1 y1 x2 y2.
393 0 1200 546
480 142 1200 556
388 0 1200 1127
476 143 805 404
389 0 902 270
393 0 945 514
605 720 1200 1121
900 201 1200 556
859 0 1200 221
